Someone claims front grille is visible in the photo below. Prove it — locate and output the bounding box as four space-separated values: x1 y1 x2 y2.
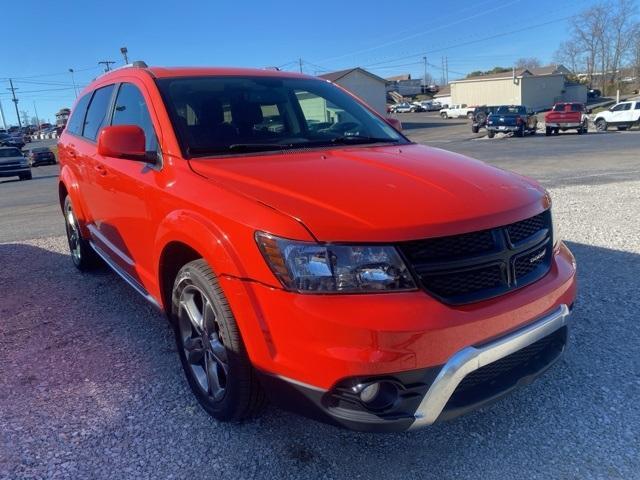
399 210 552 304
446 326 567 409
0 162 22 171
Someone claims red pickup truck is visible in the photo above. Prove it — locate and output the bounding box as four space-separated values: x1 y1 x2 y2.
544 103 590 135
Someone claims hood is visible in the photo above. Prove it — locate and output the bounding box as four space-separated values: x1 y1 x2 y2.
0 155 25 165
189 144 548 242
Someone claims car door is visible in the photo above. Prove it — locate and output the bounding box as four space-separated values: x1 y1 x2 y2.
89 80 163 287
608 102 631 124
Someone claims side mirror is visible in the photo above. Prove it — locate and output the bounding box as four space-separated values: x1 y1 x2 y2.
98 125 150 162
386 117 402 131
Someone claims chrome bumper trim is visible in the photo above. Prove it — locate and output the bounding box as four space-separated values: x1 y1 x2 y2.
410 304 570 429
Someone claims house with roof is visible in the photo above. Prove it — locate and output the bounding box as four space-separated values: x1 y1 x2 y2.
450 65 587 111
319 68 387 115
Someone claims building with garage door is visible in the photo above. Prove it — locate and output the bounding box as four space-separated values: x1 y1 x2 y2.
450 65 587 111
319 68 387 115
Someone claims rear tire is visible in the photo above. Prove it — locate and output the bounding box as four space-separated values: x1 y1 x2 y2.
545 127 552 136
471 125 479 134
515 125 525 137
63 195 101 271
487 130 495 138
467 112 474 120
172 259 267 421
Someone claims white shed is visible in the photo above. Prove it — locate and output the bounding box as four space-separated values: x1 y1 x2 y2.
319 68 388 115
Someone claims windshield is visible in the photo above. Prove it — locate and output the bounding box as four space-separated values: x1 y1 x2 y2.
0 148 21 157
157 76 407 157
495 106 526 115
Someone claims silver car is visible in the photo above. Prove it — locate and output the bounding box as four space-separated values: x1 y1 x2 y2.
0 147 32 181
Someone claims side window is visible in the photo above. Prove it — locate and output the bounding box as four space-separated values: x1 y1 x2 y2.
612 103 631 112
111 83 158 152
83 85 115 141
622 103 631 111
636 102 640 110
65 93 91 135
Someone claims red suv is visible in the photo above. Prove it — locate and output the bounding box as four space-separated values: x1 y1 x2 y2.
58 63 576 432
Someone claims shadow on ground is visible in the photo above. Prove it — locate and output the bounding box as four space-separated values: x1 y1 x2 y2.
1 240 638 478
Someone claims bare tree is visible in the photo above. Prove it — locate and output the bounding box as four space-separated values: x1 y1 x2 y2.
515 57 541 70
553 40 584 75
562 0 640 94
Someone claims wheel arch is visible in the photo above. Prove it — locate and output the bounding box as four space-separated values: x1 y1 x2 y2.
58 165 91 237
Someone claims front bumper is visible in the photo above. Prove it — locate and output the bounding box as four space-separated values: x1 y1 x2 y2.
546 122 582 129
259 304 570 432
0 167 30 177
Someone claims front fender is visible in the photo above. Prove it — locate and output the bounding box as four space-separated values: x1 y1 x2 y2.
59 164 91 238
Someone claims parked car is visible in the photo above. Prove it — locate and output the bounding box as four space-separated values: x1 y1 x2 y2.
0 146 32 180
417 100 442 112
410 102 426 112
470 105 500 133
593 100 640 131
58 64 575 432
587 88 601 99
486 105 538 138
28 147 57 166
544 103 590 135
0 133 25 150
390 102 414 113
440 104 474 119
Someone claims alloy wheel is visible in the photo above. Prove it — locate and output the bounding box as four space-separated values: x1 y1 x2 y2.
64 201 82 265
178 284 229 401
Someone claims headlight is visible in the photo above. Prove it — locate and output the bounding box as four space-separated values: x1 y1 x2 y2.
256 232 416 293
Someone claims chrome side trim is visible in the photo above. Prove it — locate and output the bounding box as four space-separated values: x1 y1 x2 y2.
89 240 162 310
410 304 570 429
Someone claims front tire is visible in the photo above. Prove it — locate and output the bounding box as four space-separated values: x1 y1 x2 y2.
172 259 266 421
19 172 32 180
63 195 101 271
595 118 607 132
440 112 448 119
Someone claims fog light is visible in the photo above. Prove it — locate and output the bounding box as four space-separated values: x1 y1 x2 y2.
358 381 398 411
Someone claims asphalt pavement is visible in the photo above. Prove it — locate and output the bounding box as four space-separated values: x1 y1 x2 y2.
1 128 640 479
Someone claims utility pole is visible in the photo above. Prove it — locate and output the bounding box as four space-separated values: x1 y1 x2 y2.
7 79 21 128
298 58 303 73
0 98 6 130
69 68 78 98
120 47 129 64
445 57 449 85
33 101 41 129
98 60 116 72
423 56 427 93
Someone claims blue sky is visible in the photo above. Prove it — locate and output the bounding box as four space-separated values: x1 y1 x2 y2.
0 0 623 125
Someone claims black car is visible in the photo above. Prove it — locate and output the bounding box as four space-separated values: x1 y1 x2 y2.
587 89 602 99
471 106 500 133
28 147 57 166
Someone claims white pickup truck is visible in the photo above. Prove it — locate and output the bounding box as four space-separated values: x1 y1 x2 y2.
440 104 474 119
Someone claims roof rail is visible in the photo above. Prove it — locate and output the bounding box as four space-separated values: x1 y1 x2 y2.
95 61 149 79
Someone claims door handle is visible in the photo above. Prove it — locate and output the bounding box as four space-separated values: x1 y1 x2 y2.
94 165 108 176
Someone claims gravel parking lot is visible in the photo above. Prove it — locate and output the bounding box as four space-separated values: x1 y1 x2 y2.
1 133 639 479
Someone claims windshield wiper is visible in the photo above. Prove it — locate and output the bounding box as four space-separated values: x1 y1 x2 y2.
329 135 399 145
188 144 289 156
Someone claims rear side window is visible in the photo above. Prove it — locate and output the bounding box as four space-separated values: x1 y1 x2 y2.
66 93 91 135
83 85 115 141
636 102 640 110
111 83 158 152
570 104 583 112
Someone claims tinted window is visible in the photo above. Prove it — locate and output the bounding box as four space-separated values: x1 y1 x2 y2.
66 93 91 135
157 76 405 157
83 85 115 141
570 104 583 112
0 148 21 157
496 106 526 115
111 83 157 152
612 103 631 112
636 102 640 110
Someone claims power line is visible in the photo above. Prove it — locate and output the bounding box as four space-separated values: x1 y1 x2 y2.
360 15 575 69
